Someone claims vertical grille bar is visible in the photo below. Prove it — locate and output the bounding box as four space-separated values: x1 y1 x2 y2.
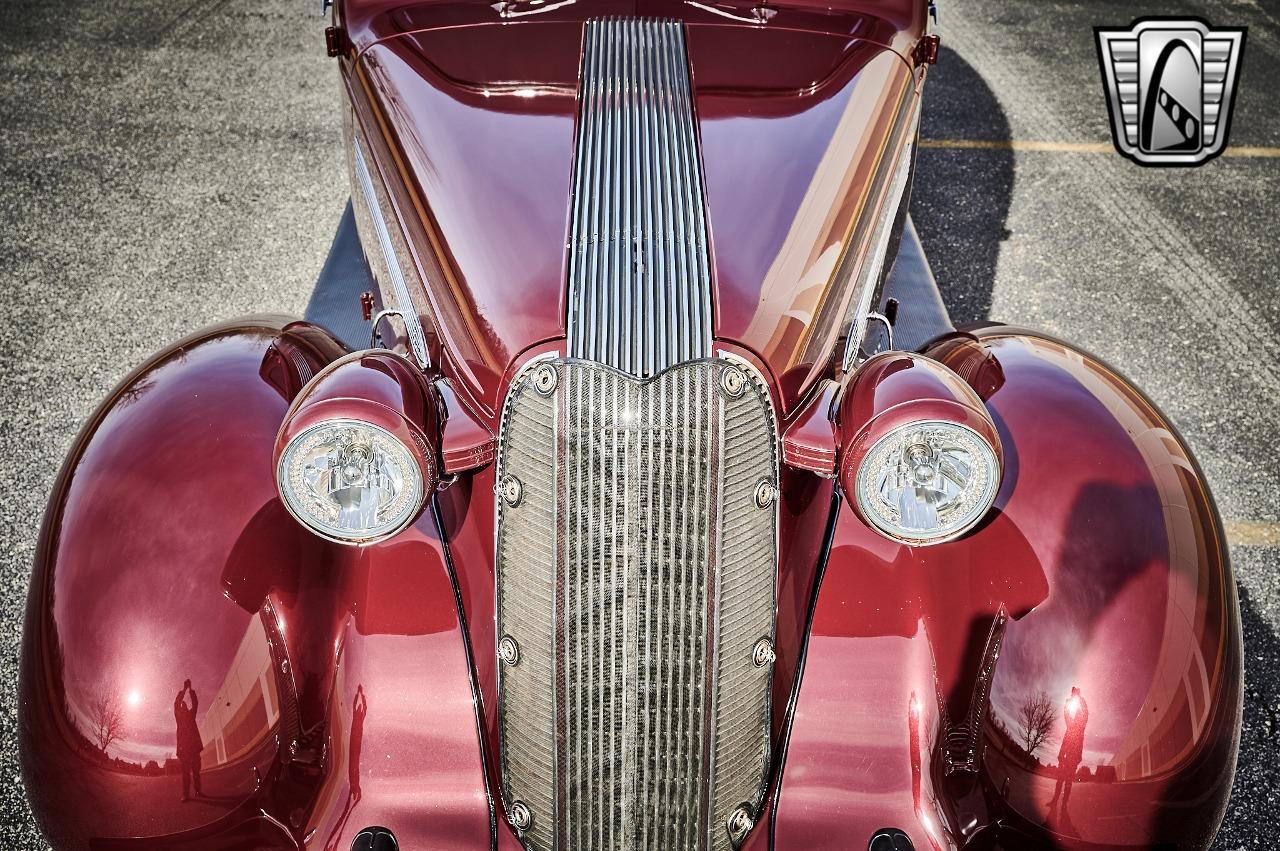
566 18 713 378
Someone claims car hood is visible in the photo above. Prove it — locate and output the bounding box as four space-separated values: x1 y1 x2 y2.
346 4 920 415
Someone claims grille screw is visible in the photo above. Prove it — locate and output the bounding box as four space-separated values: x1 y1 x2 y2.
509 800 533 832
721 366 746 398
752 637 775 668
501 475 523 507
726 804 754 845
498 635 521 666
532 364 558 395
754 479 776 508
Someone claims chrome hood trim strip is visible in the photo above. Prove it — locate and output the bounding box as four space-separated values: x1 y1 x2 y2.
566 18 714 378
352 133 431 366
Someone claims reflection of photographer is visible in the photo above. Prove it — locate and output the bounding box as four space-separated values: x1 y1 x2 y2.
1050 687 1089 809
173 679 204 801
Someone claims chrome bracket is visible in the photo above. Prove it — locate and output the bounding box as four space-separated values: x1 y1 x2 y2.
369 308 408 350
865 311 895 353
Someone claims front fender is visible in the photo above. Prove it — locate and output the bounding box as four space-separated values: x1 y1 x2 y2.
19 318 494 850
772 327 1241 850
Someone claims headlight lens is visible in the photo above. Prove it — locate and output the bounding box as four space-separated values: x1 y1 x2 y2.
854 419 1000 545
277 418 424 544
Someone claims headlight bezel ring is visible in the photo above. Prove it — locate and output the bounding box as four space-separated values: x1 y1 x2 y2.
852 417 1002 546
277 415 427 546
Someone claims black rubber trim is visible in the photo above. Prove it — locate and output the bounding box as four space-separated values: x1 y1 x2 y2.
430 497 500 850
768 489 843 846
351 826 399 851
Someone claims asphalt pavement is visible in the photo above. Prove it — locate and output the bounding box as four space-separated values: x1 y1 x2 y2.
2 0 1277 847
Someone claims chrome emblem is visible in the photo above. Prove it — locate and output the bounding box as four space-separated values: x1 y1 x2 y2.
1095 18 1246 166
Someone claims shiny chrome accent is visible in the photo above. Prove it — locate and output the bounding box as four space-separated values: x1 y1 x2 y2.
533 363 559 395
351 135 431 367
753 479 776 509
863 310 895 353
498 635 521 666
566 18 713 378
721 367 746 399
725 805 754 846
496 358 778 851
368 308 407 349
840 103 920 371
501 475 524 507
509 801 534 832
938 608 1008 775
751 638 775 668
685 1 776 25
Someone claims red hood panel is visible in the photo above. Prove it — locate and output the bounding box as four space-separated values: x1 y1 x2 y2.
356 23 584 415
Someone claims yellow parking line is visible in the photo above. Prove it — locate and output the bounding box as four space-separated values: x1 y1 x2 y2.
1224 520 1280 547
919 139 1280 157
919 139 1112 153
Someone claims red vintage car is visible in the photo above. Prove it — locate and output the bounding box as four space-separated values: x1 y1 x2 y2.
19 1 1241 849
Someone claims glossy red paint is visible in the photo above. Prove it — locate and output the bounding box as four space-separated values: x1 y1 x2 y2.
20 319 341 847
773 328 1240 849
694 29 918 413
782 378 839 476
297 526 494 851
20 321 494 849
437 377 497 475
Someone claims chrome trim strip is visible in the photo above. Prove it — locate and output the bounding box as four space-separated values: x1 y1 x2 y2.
352 135 431 366
841 103 920 371
566 18 714 378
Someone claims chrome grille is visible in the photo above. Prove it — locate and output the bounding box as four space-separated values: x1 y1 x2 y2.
565 18 713 377
496 359 777 851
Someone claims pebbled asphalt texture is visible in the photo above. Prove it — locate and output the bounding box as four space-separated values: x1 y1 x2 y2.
1 0 1277 847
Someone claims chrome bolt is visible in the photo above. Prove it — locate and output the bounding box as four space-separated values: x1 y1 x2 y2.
502 475 523 507
753 479 776 508
752 637 775 668
726 805 754 845
509 800 533 832
532 364 558 395
721 366 746 398
498 635 521 666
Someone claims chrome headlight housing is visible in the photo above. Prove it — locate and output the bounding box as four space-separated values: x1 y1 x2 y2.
273 350 440 546
854 419 1000 545
278 418 425 544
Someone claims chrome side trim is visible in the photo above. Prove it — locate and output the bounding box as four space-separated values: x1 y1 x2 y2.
841 102 920 371
351 135 431 367
566 18 713 378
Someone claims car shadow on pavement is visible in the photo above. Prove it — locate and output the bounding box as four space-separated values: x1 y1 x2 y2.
1212 583 1280 850
910 45 1013 326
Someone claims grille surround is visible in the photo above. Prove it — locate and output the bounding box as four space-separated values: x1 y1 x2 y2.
495 358 778 851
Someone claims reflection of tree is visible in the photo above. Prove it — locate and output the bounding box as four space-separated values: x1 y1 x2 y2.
1017 690 1055 757
90 692 125 754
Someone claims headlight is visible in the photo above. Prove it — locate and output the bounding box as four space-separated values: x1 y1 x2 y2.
278 418 425 544
854 419 999 545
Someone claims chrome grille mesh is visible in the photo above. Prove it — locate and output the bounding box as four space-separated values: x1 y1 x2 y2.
496 359 777 850
566 18 713 377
